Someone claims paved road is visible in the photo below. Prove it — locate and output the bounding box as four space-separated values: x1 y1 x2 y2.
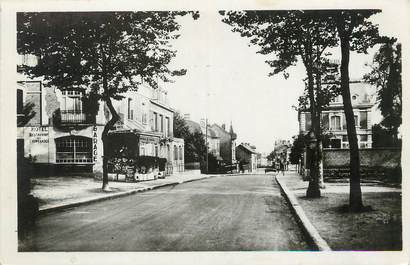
21 174 310 251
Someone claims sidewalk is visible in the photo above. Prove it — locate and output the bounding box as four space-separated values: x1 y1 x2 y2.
31 171 215 213
276 171 402 251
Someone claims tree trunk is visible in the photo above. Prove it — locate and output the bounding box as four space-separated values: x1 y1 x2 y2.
101 97 120 191
306 71 321 198
338 25 364 211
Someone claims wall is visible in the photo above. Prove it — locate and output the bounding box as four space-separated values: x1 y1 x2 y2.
323 148 401 169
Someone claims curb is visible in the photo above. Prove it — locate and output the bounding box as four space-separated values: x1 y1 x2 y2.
38 177 210 215
275 175 332 251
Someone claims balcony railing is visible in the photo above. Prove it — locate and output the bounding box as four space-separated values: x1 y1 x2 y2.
60 110 94 124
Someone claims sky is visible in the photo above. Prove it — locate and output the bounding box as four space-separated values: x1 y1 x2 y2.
163 9 403 154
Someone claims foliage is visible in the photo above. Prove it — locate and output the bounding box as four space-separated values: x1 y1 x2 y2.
173 112 207 163
17 12 198 189
173 112 190 138
221 10 343 198
17 102 36 127
372 124 401 148
364 39 402 139
289 134 307 164
108 156 167 175
333 9 381 211
17 12 198 94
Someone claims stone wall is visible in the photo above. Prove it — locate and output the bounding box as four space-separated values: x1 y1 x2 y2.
323 148 401 169
322 148 401 182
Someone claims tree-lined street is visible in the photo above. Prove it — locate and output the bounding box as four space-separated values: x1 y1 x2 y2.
21 174 309 251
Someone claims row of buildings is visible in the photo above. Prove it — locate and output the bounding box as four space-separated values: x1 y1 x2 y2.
183 115 264 172
17 54 185 176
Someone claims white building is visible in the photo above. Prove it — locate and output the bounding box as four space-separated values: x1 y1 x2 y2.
17 54 184 176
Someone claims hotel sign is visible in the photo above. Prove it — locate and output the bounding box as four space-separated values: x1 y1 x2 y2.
29 127 49 144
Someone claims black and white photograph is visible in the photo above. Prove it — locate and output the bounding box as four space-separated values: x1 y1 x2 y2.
1 0 408 264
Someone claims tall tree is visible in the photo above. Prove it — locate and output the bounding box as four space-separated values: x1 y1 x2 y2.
173 112 207 163
221 10 339 197
332 10 380 211
364 38 402 145
18 12 198 190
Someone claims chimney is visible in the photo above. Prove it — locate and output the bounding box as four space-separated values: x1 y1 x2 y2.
184 113 191 120
221 124 226 130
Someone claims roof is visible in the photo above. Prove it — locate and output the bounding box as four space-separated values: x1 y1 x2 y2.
185 120 202 134
237 143 258 154
210 123 237 140
185 120 219 138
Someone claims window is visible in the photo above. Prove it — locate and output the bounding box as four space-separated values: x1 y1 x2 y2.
140 146 145 156
342 135 348 142
305 113 312 131
55 136 92 163
174 146 178 161
142 113 147 124
155 145 159 157
330 138 341 148
167 145 171 160
62 90 82 113
321 113 329 130
354 115 359 127
127 98 133 120
360 112 368 129
360 135 368 142
179 146 183 160
160 114 164 133
154 112 158 131
166 117 170 137
330 115 341 130
342 114 347 130
61 90 86 123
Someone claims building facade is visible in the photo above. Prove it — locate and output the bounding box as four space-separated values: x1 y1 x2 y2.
236 143 258 172
185 118 222 160
298 81 378 149
17 54 184 176
210 123 237 164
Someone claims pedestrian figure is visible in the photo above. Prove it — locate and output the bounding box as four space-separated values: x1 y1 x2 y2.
280 160 285 175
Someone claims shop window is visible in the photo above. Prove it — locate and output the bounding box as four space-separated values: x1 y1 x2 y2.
55 136 92 164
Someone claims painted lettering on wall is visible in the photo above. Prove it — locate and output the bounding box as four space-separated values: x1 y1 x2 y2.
29 127 49 144
93 125 98 162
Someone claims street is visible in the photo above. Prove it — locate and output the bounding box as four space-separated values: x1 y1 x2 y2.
21 174 310 251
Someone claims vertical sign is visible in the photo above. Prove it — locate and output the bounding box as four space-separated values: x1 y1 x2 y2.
93 125 98 162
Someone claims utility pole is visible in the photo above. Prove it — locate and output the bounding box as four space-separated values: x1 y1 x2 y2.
205 118 208 174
